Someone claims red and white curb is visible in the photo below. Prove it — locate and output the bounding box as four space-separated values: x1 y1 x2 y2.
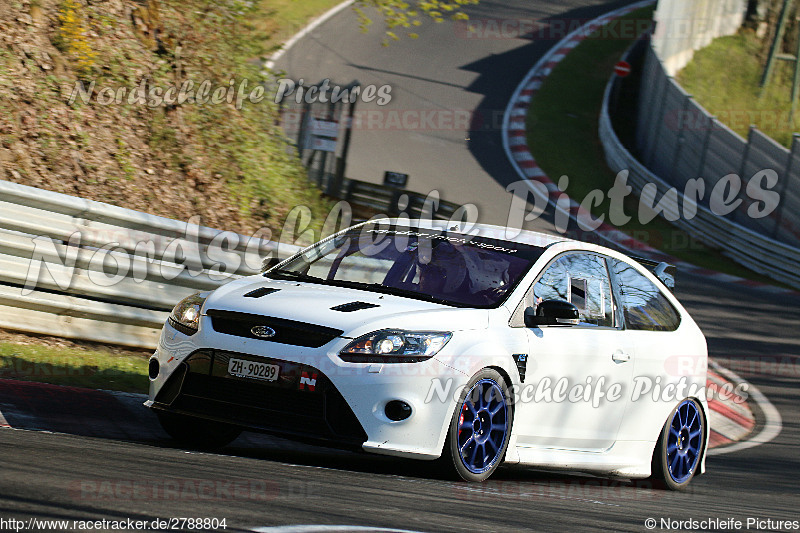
502 0 798 297
706 368 754 448
706 360 783 456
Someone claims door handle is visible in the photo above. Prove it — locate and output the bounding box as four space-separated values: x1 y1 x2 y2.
612 351 631 363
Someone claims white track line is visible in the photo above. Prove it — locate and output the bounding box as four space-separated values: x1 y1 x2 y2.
707 360 783 456
264 1 356 71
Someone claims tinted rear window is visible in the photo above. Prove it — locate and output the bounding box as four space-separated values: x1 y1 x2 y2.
610 259 681 331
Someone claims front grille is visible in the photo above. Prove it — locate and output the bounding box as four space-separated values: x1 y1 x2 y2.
153 350 367 448
206 309 343 348
181 373 325 417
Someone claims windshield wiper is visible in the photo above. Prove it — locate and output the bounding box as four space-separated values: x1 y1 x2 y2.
266 269 323 283
327 279 454 306
327 279 383 291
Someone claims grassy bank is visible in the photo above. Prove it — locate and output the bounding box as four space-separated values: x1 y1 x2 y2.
0 0 335 238
0 0 345 392
260 0 345 53
525 7 781 284
0 340 148 393
677 30 796 149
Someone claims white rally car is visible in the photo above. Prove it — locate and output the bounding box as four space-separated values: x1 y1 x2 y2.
146 219 708 489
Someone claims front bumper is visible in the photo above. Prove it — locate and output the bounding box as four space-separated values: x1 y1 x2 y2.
147 318 470 458
149 349 368 449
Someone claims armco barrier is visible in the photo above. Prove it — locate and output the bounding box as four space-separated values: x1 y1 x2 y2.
343 179 461 220
0 180 300 348
634 44 800 249
600 68 800 289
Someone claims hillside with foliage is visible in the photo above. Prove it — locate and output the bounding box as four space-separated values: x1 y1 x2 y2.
0 0 333 236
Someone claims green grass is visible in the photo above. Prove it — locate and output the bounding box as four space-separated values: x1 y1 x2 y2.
258 0 345 54
525 7 784 285
0 342 149 393
677 30 797 148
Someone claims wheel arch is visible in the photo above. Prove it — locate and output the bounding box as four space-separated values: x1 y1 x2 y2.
487 365 514 393
648 395 709 484
690 395 710 476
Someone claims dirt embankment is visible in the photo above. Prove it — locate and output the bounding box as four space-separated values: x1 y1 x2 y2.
0 0 331 236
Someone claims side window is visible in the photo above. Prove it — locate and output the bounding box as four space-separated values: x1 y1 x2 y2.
532 256 569 302
610 259 681 331
533 253 615 327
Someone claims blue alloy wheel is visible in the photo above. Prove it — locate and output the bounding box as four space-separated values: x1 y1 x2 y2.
666 399 703 484
457 378 509 474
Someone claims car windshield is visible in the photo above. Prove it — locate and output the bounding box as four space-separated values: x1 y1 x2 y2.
266 224 546 308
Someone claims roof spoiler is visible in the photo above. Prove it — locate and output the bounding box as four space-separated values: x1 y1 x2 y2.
631 256 676 292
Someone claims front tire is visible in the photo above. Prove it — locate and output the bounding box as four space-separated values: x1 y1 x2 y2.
650 398 705 490
440 369 512 482
156 411 242 450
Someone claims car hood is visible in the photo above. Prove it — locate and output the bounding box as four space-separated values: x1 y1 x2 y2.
202 276 489 336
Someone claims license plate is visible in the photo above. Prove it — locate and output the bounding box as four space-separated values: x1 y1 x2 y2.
227 358 280 382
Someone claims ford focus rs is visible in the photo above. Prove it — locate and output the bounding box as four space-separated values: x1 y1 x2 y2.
146 219 709 489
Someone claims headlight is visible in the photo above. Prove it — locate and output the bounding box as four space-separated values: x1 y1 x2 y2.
339 330 452 363
168 292 209 335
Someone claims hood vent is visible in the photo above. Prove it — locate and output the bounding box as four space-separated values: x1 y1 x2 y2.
331 301 380 313
243 287 280 298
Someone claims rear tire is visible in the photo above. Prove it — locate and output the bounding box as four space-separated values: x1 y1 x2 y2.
650 399 705 490
439 369 512 482
156 411 242 450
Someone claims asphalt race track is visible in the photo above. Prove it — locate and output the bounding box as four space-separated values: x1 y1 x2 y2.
1 1 799 531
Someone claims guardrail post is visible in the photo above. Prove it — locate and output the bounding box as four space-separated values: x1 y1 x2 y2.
645 66 671 168
734 125 758 225
671 95 692 185
388 190 405 217
297 100 311 153
696 114 715 182
332 82 359 199
773 133 800 238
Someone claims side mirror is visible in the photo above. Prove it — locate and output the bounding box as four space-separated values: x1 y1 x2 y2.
524 300 580 327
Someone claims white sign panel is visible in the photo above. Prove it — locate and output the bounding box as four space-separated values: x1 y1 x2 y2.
310 119 339 138
311 136 337 152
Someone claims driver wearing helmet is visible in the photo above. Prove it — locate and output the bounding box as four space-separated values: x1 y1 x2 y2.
416 241 467 297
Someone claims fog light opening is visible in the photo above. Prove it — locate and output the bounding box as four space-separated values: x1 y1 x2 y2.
385 400 412 421
148 357 160 380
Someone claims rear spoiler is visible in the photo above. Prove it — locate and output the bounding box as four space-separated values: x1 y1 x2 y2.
631 256 676 292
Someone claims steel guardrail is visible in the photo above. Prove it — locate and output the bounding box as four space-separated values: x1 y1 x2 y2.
600 70 800 289
0 180 301 348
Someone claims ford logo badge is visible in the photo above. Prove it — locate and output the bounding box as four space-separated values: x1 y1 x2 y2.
251 326 276 339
